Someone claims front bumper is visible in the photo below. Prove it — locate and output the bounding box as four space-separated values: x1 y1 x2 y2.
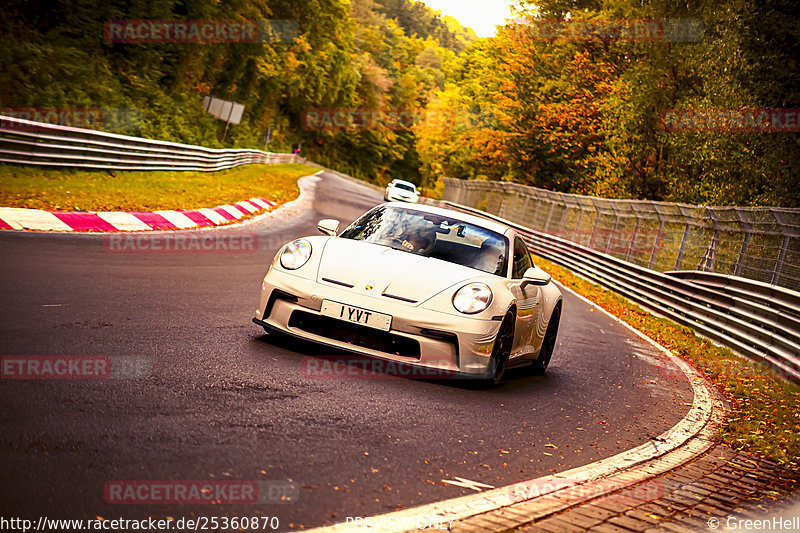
254 269 502 376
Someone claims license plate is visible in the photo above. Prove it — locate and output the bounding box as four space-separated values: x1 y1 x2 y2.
320 300 392 331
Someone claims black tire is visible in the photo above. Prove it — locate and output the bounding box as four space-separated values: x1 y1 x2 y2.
531 308 560 375
484 314 514 386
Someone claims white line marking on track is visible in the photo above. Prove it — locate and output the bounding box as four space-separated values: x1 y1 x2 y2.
441 478 495 492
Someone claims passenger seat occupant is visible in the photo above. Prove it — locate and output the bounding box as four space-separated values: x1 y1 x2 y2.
470 239 505 275
403 225 436 255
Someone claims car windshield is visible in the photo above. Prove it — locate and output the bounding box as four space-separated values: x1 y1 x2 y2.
394 182 416 192
339 206 508 276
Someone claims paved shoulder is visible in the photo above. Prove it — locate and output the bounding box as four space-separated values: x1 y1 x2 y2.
509 445 800 532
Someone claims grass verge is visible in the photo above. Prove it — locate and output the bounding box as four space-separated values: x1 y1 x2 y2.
0 163 315 211
533 253 800 468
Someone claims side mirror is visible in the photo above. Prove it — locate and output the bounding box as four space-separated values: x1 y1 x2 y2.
318 219 340 236
521 266 551 287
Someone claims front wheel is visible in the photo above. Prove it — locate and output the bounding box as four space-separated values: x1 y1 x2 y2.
531 308 560 375
483 314 514 386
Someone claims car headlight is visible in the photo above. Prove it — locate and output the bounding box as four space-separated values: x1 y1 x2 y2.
452 282 493 314
280 239 312 270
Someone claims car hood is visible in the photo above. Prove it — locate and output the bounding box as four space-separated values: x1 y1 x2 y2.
317 237 478 303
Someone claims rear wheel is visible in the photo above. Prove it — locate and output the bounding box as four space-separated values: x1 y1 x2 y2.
531 308 560 375
484 314 514 386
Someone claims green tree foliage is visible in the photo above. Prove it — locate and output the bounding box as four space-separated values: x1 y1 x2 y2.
372 0 477 53
416 0 800 206
0 0 468 183
1 0 796 206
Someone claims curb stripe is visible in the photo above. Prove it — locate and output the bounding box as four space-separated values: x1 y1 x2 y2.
153 210 196 230
223 204 248 218
236 201 259 213
212 207 237 221
197 208 228 226
2 209 74 231
51 212 117 232
0 189 295 234
179 210 213 227
0 201 272 233
130 212 177 230
97 212 152 232
249 198 271 210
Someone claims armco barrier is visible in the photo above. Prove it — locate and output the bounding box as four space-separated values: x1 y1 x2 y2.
429 197 800 382
0 115 301 171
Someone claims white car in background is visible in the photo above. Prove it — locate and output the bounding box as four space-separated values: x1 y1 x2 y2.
384 179 420 203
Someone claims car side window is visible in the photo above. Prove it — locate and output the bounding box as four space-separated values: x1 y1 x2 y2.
512 237 532 279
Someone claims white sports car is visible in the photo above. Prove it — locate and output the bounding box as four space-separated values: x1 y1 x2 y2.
253 203 563 384
384 179 419 203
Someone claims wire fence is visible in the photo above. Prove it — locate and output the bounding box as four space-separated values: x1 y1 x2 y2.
441 178 800 291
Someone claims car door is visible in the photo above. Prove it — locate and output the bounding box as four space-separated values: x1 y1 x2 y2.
508 235 539 357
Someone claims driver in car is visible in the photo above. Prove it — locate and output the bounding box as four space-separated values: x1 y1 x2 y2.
402 226 436 255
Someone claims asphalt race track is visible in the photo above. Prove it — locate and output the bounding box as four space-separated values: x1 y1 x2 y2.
0 172 694 529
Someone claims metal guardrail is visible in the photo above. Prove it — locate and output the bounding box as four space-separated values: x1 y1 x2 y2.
431 198 800 382
442 178 800 292
0 115 301 171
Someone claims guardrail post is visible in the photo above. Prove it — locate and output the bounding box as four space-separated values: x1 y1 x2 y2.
607 205 621 255
557 201 570 239
674 223 691 270
543 201 557 233
772 235 790 286
572 208 584 243
589 204 602 250
649 217 665 270
517 192 529 225
626 216 641 262
770 209 792 286
734 224 752 277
